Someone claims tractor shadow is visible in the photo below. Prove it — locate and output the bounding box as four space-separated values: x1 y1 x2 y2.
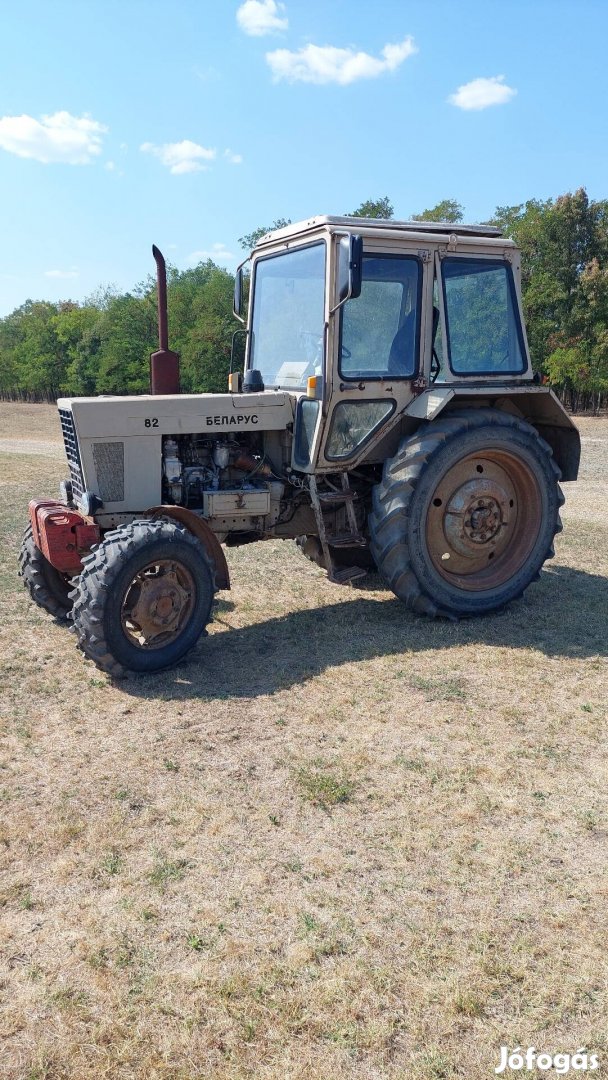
120 563 608 702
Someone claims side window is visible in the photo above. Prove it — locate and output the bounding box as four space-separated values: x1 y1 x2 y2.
442 258 525 375
326 401 395 460
340 255 420 380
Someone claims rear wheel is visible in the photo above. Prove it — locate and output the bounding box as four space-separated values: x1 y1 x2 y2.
70 519 216 675
18 523 73 621
369 408 564 617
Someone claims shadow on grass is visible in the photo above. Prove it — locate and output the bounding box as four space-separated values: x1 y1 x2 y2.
120 564 608 701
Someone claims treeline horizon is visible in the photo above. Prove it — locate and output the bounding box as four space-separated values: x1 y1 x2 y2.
1 189 607 412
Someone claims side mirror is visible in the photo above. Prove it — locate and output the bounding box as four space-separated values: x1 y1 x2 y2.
348 234 363 300
335 235 363 310
233 266 244 322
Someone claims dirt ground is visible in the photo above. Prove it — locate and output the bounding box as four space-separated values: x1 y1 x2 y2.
0 403 606 1080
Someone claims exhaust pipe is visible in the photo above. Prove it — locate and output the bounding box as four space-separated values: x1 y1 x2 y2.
150 244 180 395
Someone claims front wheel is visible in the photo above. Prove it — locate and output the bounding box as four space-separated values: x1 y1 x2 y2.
18 523 73 621
369 408 564 618
70 519 217 675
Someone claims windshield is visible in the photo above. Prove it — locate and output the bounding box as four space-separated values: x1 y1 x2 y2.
249 243 326 390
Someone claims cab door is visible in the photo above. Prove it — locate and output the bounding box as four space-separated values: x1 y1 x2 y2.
315 243 431 468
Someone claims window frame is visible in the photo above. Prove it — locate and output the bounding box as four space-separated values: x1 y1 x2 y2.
247 239 328 388
440 256 527 378
293 397 321 470
337 252 423 382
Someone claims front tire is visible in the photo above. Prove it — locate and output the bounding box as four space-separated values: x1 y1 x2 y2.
18 523 73 621
70 519 216 675
369 408 564 618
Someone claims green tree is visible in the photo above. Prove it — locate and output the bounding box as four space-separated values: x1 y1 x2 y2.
54 303 102 396
178 261 236 393
11 301 68 400
349 196 394 219
412 198 464 223
0 305 25 397
490 188 608 406
95 293 156 394
238 218 291 251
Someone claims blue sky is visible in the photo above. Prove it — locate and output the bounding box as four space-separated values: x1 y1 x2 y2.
1 0 607 316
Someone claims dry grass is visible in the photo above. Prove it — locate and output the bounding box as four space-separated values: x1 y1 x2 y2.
0 404 607 1080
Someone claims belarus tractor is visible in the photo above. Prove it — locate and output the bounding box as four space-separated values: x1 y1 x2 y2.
19 216 580 675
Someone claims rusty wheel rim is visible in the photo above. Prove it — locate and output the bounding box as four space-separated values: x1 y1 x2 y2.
120 559 195 650
425 449 542 592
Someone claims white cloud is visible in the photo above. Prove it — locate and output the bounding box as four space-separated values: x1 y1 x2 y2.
188 243 236 265
224 148 243 164
0 111 106 164
44 268 79 279
448 75 516 111
140 139 216 174
237 0 288 36
266 36 417 85
193 65 220 83
105 160 116 171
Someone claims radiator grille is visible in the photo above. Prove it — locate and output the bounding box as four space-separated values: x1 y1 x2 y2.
92 442 125 502
58 408 84 500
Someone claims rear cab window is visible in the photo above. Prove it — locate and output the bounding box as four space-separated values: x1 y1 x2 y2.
441 257 526 376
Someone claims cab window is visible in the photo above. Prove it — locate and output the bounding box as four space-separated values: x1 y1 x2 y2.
340 254 421 380
442 258 526 375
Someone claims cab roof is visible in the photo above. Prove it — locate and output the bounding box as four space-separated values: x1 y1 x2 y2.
256 215 503 249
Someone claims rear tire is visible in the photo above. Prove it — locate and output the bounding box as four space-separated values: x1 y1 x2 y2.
18 523 73 621
70 519 217 675
369 408 564 618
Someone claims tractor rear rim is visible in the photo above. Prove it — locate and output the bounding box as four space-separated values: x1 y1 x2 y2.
425 449 542 592
120 559 195 650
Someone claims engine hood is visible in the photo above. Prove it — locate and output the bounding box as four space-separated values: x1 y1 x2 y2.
57 390 295 439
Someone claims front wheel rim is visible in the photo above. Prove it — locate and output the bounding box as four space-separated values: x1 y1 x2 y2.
120 559 196 650
425 449 543 592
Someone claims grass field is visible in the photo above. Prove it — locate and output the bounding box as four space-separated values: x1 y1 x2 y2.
0 402 607 1080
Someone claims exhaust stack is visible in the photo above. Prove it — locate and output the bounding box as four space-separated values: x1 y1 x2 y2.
150 244 180 395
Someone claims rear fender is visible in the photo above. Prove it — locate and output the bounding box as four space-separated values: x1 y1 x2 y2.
404 386 581 481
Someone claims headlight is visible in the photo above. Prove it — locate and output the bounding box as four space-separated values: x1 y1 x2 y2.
78 491 103 517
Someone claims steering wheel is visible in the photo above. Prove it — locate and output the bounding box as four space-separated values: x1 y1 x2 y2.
299 329 323 361
340 344 352 360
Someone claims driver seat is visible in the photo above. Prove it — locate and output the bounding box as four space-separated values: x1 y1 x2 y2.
387 310 416 375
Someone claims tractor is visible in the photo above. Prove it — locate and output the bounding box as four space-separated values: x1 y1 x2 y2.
19 216 580 674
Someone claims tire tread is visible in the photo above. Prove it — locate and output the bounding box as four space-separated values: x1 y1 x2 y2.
369 408 564 618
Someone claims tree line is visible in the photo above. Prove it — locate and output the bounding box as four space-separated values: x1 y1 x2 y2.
1 189 606 411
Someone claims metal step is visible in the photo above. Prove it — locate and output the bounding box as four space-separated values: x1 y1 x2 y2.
329 565 368 585
329 534 368 548
317 490 357 505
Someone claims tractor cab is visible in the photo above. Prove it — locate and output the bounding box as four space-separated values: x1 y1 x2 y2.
235 216 536 476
